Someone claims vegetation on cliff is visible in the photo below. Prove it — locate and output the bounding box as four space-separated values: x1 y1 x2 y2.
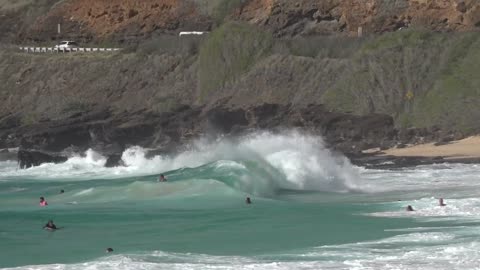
322 29 480 133
198 22 273 101
1 0 480 155
2 24 479 136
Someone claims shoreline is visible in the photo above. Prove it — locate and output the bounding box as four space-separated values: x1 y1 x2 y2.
379 136 480 160
352 136 480 169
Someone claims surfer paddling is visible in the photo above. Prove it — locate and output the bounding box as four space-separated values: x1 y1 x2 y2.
158 174 167 182
43 220 57 231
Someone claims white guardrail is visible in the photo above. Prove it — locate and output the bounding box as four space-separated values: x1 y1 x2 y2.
18 47 121 53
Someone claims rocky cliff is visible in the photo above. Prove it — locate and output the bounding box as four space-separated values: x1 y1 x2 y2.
3 0 479 43
234 0 480 36
0 0 479 167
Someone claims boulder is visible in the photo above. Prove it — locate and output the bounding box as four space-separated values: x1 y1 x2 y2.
105 154 124 168
17 150 68 169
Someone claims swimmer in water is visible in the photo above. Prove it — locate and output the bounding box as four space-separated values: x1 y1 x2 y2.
43 220 57 231
60 189 65 194
439 198 446 206
106 248 114 253
246 197 252 204
158 174 167 182
406 205 414 211
39 197 48 206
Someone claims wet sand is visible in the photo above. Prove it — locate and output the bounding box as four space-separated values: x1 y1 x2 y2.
380 136 480 159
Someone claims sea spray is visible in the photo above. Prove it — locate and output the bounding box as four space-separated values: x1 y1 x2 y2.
0 131 361 194
118 131 362 193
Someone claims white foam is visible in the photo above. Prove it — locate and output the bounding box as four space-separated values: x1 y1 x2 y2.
369 197 480 219
242 132 360 192
360 163 480 194
73 188 94 196
7 236 480 270
0 132 362 194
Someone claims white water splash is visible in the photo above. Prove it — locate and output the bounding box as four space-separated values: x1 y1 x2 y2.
0 131 361 193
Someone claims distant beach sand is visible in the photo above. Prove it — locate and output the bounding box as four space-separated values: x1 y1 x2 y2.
377 136 480 159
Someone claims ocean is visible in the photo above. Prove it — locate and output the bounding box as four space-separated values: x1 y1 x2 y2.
1 132 480 270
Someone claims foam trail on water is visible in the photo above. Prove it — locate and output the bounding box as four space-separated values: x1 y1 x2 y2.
359 163 480 195
369 197 480 220
6 231 480 270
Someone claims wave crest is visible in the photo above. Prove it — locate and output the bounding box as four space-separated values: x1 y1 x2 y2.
0 131 361 195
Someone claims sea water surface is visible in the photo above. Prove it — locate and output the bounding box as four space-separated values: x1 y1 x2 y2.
1 132 480 270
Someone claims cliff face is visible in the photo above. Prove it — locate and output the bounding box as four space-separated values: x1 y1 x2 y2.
1 0 480 166
23 0 212 43
7 0 480 43
0 0 60 43
2 28 478 156
234 0 480 36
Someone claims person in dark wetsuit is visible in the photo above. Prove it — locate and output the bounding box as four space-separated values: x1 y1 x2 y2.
246 197 252 204
406 205 414 211
43 220 57 231
439 198 446 206
158 174 167 182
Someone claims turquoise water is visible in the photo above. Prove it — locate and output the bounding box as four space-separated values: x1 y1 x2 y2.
2 133 480 269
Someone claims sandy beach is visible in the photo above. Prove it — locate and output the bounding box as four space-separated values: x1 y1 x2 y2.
378 136 480 159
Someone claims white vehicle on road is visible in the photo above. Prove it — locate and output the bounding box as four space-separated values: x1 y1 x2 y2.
54 41 79 49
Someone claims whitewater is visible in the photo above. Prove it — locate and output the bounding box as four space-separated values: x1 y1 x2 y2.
1 131 480 270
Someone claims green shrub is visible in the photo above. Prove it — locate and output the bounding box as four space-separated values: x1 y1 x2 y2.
132 35 204 57
360 29 437 53
213 0 245 24
21 112 38 125
321 30 480 133
278 36 366 59
192 0 245 24
412 33 480 132
198 22 273 101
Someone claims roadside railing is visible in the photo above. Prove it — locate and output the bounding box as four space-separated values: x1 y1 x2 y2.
18 47 121 53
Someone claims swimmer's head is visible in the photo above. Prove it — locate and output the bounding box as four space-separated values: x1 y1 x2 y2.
60 190 64 194
246 197 252 204
40 197 45 202
106 248 114 253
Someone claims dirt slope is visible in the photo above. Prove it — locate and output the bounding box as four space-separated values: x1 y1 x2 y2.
234 0 480 36
10 0 480 43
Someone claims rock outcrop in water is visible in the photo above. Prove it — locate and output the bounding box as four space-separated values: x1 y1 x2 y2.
17 149 67 169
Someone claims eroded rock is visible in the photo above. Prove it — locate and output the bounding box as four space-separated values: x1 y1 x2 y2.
17 150 68 169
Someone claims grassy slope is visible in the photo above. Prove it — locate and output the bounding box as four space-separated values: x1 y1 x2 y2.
413 33 480 132
198 22 273 101
0 0 35 11
1 7 479 135
321 30 480 132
